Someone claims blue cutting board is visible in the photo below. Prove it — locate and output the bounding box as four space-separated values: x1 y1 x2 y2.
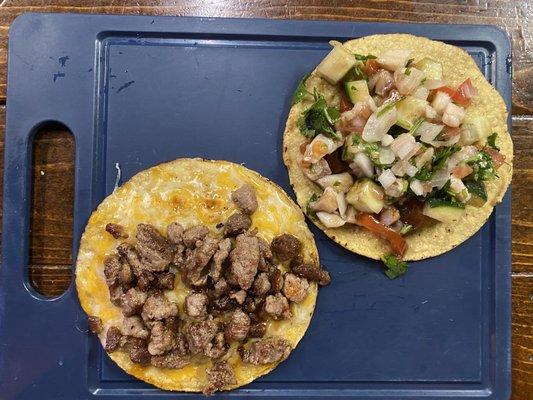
0 13 512 400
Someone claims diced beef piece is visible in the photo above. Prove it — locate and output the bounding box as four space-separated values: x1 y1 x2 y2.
141 292 178 321
88 316 103 334
240 337 292 365
282 273 310 303
211 295 237 314
194 236 220 270
229 290 247 305
104 254 133 287
227 234 259 290
269 268 284 293
116 243 144 276
264 293 291 320
128 337 151 364
105 223 128 239
136 224 173 272
252 273 271 297
173 244 187 269
248 322 267 339
258 237 273 260
210 239 231 282
225 309 250 341
184 316 218 355
183 235 220 287
174 332 190 356
137 271 155 291
151 349 190 369
182 225 209 249
185 292 209 318
105 326 123 352
243 296 263 314
166 222 184 245
109 285 126 307
164 316 181 333
203 361 237 395
213 278 230 298
271 234 302 262
231 184 258 215
154 272 175 290
121 287 148 317
122 316 150 339
204 332 228 359
224 213 251 236
148 321 176 356
290 256 331 286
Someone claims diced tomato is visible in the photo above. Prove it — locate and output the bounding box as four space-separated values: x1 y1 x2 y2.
363 59 380 76
339 92 353 113
442 126 461 140
485 147 505 169
355 213 407 257
452 164 474 179
434 78 477 107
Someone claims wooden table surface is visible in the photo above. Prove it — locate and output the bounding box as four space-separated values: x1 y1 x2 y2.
0 0 531 398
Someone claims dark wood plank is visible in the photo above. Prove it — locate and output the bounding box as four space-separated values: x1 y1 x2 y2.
0 0 530 113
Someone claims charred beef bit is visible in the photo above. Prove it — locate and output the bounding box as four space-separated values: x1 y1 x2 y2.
148 321 177 356
122 316 150 339
164 316 181 333
225 309 250 342
88 316 103 334
121 287 148 317
105 326 123 352
227 234 259 290
229 290 247 305
116 243 144 276
224 213 252 236
258 237 273 260
154 272 175 290
128 337 151 364
185 316 218 355
105 223 129 239
269 268 284 293
243 296 264 314
204 331 228 359
182 235 220 288
264 293 291 320
282 273 310 303
151 348 191 369
210 238 231 282
203 361 237 395
136 223 173 272
182 225 209 249
166 222 184 245
240 337 292 365
141 292 179 321
211 295 237 315
173 244 187 269
248 321 267 339
185 292 209 318
231 184 258 215
213 278 231 298
289 256 331 286
137 271 155 291
109 285 126 307
271 234 302 262
104 255 133 287
194 235 220 271
252 272 271 297
174 332 190 356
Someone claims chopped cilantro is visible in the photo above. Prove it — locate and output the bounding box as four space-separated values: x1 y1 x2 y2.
381 254 408 279
487 132 500 151
297 95 341 140
427 198 465 209
409 117 425 135
464 180 487 201
404 67 411 76
291 73 312 105
377 97 403 117
399 224 413 236
466 151 498 181
351 134 381 165
414 166 434 181
353 53 377 61
306 193 319 219
433 145 460 170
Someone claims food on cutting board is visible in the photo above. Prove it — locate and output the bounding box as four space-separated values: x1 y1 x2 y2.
76 159 329 394
283 34 512 277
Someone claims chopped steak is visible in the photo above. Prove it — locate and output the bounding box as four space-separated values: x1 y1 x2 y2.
141 292 178 321
282 273 310 303
264 293 291 320
185 316 218 355
227 234 259 290
269 268 284 293
148 321 176 356
243 296 264 314
88 316 103 334
210 238 231 282
121 287 148 317
185 292 209 318
213 278 230 298
136 224 173 272
122 316 149 339
240 337 291 365
229 290 247 305
136 271 155 291
164 316 181 333
166 222 184 245
154 272 175 290
248 322 267 339
231 184 258 215
116 243 144 276
182 225 209 249
203 361 237 395
211 295 237 314
105 223 128 239
194 235 220 270
104 255 133 287
271 234 302 262
290 256 331 286
173 244 187 269
105 326 123 352
109 285 126 307
174 332 190 356
128 337 151 364
151 349 190 369
224 213 252 236
225 309 250 341
252 272 271 297
204 331 228 359
257 237 273 260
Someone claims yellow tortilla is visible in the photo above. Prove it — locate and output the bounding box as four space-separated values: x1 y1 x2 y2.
76 158 318 392
283 34 513 261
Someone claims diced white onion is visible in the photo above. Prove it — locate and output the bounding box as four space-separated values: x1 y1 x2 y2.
344 205 357 224
394 67 425 95
379 147 396 165
415 147 434 168
390 133 417 160
391 160 418 177
316 172 354 193
423 79 445 90
418 122 444 144
366 96 378 112
377 169 396 189
309 187 338 213
381 134 394 146
442 103 466 128
413 86 430 100
385 179 407 198
410 179 425 196
303 134 342 164
374 70 394 96
378 49 411 71
353 152 374 178
431 91 452 114
449 176 471 202
405 163 419 177
316 211 346 228
429 168 450 189
362 107 398 143
424 104 437 120
446 145 478 169
336 191 347 219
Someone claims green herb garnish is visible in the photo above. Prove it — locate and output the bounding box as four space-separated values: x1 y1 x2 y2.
409 117 425 135
291 73 312 105
414 166 434 181
427 198 465 209
351 135 381 165
464 180 487 201
466 151 498 181
306 193 319 219
399 224 413 236
405 67 411 76
377 97 403 117
381 254 408 279
487 132 500 151
433 145 460 170
353 53 377 61
297 95 341 140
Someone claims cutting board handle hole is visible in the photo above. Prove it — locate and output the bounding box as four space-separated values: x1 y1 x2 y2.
27 122 75 299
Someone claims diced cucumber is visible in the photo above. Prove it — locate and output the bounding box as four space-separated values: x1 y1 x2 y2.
422 199 465 222
316 45 357 85
396 96 427 130
412 57 443 80
344 80 370 104
464 180 487 207
346 179 385 214
460 115 491 145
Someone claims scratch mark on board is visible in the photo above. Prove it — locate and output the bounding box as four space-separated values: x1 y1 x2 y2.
116 80 135 93
53 72 66 82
